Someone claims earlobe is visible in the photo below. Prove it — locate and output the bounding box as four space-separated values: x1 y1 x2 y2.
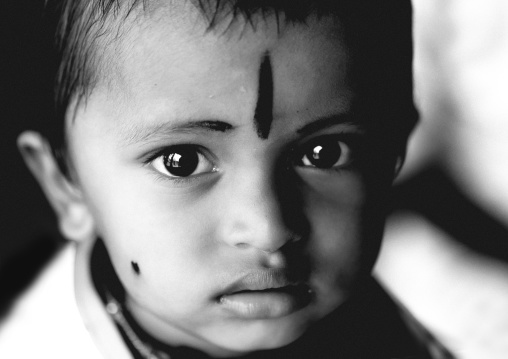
17 131 95 242
58 202 95 243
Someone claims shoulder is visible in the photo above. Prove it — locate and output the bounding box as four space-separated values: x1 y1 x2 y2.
0 244 103 359
377 213 508 359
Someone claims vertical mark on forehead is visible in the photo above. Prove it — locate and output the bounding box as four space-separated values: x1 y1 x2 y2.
254 53 274 139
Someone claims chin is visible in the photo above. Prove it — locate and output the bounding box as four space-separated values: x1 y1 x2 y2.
208 311 312 354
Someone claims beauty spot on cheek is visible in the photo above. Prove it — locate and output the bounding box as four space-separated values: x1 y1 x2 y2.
253 53 274 139
131 261 140 275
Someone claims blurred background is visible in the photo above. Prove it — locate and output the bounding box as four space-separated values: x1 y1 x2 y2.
1 1 508 358
374 0 508 358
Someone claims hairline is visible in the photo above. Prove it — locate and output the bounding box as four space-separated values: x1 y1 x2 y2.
57 0 318 123
52 0 416 164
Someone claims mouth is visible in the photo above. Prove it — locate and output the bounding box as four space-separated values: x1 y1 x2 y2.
217 272 313 319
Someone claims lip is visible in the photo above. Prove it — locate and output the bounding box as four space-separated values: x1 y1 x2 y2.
217 270 313 319
222 270 301 293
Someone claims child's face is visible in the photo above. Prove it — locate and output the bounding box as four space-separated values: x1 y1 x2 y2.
66 8 396 356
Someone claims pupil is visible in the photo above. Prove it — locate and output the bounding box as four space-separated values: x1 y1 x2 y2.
308 141 341 168
164 148 199 177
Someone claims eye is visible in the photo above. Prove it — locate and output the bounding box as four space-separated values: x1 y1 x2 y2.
151 145 216 178
298 137 353 169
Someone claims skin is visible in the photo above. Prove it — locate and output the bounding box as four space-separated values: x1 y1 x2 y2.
20 5 405 358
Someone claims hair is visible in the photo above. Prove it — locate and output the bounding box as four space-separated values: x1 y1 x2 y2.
43 0 416 170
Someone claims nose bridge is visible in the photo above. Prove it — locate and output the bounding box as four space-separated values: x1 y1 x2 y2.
220 162 290 252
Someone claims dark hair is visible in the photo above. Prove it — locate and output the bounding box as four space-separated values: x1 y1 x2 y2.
44 0 416 169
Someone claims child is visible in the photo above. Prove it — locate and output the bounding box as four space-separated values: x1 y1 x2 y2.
8 0 450 357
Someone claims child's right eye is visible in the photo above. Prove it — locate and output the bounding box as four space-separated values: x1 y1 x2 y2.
150 145 216 178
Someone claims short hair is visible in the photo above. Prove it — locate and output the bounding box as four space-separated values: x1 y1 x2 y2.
45 0 416 164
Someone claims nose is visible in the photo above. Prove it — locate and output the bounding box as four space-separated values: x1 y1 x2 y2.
217 166 295 253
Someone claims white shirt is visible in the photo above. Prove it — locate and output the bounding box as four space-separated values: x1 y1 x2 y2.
0 241 131 358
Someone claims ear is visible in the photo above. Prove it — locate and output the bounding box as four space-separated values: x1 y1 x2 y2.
17 131 95 243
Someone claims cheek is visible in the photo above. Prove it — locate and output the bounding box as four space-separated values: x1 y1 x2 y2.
79 167 216 294
94 193 223 322
101 194 210 266
300 172 370 281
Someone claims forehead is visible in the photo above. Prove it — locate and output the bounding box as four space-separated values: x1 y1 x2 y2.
75 8 356 141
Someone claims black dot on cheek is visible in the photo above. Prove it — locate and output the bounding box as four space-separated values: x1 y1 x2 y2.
131 261 140 275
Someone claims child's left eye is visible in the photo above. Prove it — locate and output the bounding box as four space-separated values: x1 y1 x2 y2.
296 136 355 170
150 145 216 178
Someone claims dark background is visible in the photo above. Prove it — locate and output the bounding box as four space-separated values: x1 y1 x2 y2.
1 1 63 290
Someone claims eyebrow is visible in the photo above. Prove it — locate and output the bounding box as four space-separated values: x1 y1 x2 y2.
121 120 234 146
121 114 360 146
296 114 363 136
